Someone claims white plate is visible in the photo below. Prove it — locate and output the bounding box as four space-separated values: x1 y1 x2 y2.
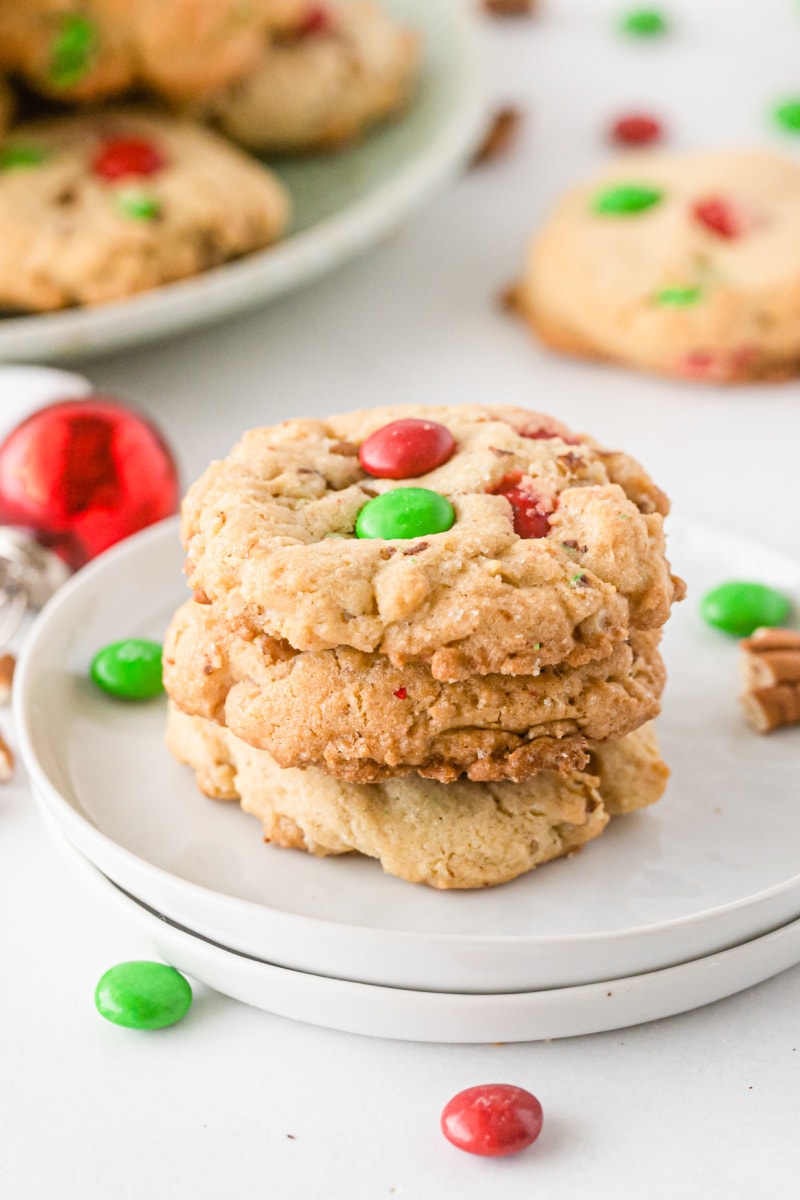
0 0 486 364
15 517 800 994
53 828 800 1044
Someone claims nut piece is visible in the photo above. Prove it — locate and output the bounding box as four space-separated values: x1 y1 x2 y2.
472 107 522 167
0 732 14 781
482 0 536 16
0 653 15 705
740 627 800 733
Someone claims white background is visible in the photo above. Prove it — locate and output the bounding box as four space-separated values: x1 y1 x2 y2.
2 1 800 1196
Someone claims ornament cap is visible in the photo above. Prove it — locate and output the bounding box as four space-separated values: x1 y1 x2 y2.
0 527 72 648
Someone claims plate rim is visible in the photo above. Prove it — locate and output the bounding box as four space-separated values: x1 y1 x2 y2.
15 513 800 956
0 0 489 363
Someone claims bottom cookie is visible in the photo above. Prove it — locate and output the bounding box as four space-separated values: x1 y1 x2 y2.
166 705 668 889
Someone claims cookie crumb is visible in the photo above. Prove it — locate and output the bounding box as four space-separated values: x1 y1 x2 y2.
0 653 16 704
0 732 14 781
472 106 522 166
482 0 536 16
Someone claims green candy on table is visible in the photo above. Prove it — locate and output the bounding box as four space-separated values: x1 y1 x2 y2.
90 638 164 700
593 185 663 215
700 581 792 638
356 487 455 540
774 100 800 133
655 286 702 307
620 8 668 36
49 14 97 88
95 961 192 1030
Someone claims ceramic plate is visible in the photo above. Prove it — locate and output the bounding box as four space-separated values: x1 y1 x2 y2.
0 0 486 364
15 517 800 993
53 829 800 1044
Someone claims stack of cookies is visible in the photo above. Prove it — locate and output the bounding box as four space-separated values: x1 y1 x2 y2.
163 404 684 889
0 0 419 310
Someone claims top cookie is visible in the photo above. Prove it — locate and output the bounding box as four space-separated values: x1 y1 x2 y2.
0 0 309 102
518 150 800 383
181 404 683 681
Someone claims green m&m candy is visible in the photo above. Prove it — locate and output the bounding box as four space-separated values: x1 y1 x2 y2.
356 487 455 540
593 184 664 215
774 99 800 134
90 638 164 699
95 961 192 1030
700 581 792 637
49 14 97 88
655 286 702 307
621 8 668 36
115 189 162 221
0 145 47 171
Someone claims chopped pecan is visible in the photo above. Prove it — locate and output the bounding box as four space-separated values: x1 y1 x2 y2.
0 653 15 705
740 627 800 732
482 0 536 16
472 106 522 166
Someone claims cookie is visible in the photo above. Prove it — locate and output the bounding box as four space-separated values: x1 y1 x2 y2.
198 0 420 153
181 404 684 682
163 597 666 782
165 705 668 888
0 109 290 311
0 0 308 102
516 150 800 383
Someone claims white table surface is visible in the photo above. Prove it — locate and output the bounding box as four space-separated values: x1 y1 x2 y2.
3 1 800 1195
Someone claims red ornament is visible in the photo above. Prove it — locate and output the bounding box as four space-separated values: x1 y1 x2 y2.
441 1084 544 1158
491 476 552 539
610 113 663 146
359 419 455 480
92 137 167 182
0 397 179 569
691 197 743 239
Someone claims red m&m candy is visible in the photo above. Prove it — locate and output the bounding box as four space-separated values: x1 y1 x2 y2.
92 137 166 182
691 197 743 240
441 1084 543 1158
610 113 663 146
359 419 455 480
492 477 552 539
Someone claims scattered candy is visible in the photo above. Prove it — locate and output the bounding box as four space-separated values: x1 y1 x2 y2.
610 114 663 146
494 481 551 538
359 419 455 479
593 184 663 215
355 488 455 540
49 14 96 88
115 190 162 221
654 286 702 307
95 961 192 1030
0 146 47 171
692 197 743 240
773 99 800 133
0 396 179 569
620 8 668 36
441 1084 544 1157
93 137 167 182
701 581 792 638
90 639 164 700
393 687 407 699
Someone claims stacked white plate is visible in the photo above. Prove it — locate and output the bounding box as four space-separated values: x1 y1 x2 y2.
15 518 800 1042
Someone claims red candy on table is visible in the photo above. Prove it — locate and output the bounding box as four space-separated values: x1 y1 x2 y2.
92 137 167 181
359 418 455 480
441 1084 544 1158
691 197 743 240
610 113 663 146
0 397 179 569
